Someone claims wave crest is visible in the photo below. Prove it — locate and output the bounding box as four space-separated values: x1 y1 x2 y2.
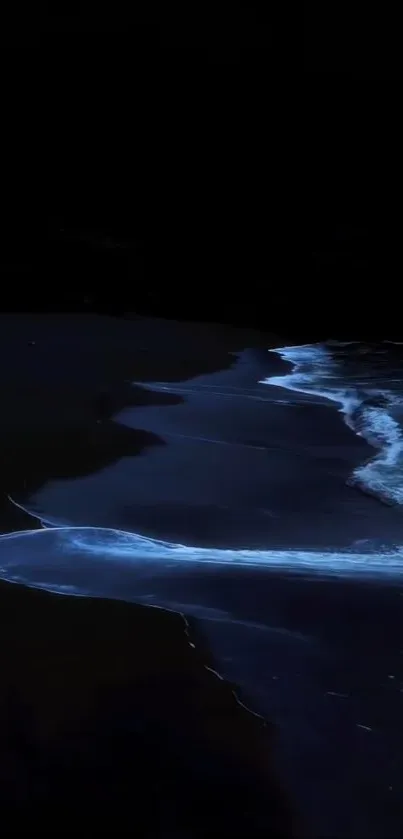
262 343 403 507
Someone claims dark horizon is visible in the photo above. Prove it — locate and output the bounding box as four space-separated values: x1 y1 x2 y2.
1 8 401 341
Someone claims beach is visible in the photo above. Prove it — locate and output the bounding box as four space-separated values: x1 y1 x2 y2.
0 578 293 835
14 333 403 552
0 313 294 835
1 314 403 837
0 314 272 527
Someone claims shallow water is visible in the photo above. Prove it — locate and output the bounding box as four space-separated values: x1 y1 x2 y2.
265 341 403 507
2 341 403 838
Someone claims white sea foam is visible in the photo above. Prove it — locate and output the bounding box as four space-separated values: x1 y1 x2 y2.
2 342 403 606
0 526 402 597
261 344 361 426
261 343 403 507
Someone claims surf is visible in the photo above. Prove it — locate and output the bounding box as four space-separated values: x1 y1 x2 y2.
261 342 403 507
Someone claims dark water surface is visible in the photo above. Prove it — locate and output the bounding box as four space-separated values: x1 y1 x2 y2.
1 328 403 838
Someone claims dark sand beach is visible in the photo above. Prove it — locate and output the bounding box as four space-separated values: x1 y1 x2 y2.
0 579 293 835
0 314 273 531
0 314 294 835
1 314 403 838
19 335 403 551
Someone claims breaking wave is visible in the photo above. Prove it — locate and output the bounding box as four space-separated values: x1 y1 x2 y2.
1 340 403 604
261 342 403 507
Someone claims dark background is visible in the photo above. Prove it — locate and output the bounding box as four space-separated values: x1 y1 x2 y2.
1 5 401 338
304 2 402 338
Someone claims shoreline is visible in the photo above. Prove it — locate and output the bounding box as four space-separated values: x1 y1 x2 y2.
11 375 403 553
4 327 403 558
0 314 278 535
268 344 403 511
0 577 294 835
2 318 403 837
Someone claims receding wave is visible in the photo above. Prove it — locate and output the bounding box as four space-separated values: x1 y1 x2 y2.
2 342 403 606
261 343 403 507
0 526 403 610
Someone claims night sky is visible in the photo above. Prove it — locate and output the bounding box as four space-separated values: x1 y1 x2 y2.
304 3 402 339
305 2 403 80
1 6 401 336
2 8 268 305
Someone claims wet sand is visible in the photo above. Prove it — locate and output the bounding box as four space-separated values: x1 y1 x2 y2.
0 578 293 836
22 343 403 551
0 313 274 532
1 529 402 839
2 314 403 838
0 313 295 835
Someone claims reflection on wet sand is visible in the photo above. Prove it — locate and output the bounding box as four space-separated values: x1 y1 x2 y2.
2 315 403 838
0 577 293 836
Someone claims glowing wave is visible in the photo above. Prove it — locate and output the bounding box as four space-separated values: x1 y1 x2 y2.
2 343 403 608
261 343 403 507
1 526 403 603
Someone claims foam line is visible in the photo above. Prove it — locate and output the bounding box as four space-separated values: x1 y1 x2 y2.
262 343 403 507
1 524 403 583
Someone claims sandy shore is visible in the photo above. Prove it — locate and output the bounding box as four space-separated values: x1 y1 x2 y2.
0 314 297 833
3 313 403 837
19 336 403 552
0 313 276 532
0 578 293 835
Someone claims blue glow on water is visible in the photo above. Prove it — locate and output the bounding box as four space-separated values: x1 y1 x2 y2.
261 343 403 506
1 525 403 606
2 342 403 608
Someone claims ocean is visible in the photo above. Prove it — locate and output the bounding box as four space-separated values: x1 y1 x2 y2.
1 339 403 837
267 340 403 509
